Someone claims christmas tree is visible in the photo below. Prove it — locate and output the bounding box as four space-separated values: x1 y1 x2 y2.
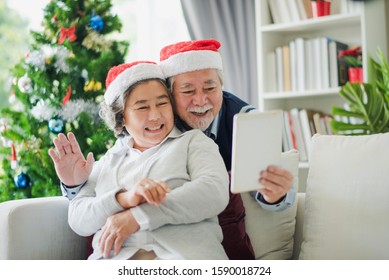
0 0 129 202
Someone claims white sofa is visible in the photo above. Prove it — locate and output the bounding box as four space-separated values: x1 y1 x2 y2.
1 133 389 260
0 192 305 260
0 150 302 260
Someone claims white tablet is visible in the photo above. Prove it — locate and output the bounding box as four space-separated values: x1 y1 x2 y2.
230 110 283 193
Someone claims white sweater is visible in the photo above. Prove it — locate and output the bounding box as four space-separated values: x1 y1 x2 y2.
68 127 229 260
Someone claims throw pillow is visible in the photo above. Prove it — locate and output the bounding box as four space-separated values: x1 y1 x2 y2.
299 133 389 259
242 149 299 259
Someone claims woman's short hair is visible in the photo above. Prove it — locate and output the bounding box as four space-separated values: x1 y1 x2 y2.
99 78 171 138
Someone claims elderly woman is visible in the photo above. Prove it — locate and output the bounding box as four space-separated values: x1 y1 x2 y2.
49 61 229 260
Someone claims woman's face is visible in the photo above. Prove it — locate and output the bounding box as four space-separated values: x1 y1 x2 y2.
123 80 174 151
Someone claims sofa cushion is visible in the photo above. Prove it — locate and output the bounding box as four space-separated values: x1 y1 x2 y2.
299 133 389 259
242 149 299 259
0 196 86 260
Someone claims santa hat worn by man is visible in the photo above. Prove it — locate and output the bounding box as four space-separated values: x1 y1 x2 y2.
159 39 223 78
104 61 165 105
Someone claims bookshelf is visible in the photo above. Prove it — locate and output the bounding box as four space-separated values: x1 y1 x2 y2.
255 0 388 191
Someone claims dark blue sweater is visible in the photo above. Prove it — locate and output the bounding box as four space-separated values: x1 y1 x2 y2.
215 91 255 171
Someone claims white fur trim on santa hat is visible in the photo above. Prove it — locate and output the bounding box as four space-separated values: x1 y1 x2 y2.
104 63 165 105
160 50 222 78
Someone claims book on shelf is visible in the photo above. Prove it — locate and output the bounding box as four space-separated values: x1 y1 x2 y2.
282 108 334 161
282 110 297 152
282 116 290 152
286 0 301 22
267 51 277 92
308 36 332 91
272 36 340 93
312 111 333 135
295 0 308 20
295 37 306 91
268 0 282 24
313 112 324 135
347 0 363 14
289 108 308 162
301 0 313 18
323 115 334 135
312 37 322 90
305 38 314 90
334 0 364 15
298 109 317 159
300 109 335 158
339 0 349 14
282 45 291 91
328 39 349 87
320 37 330 89
289 40 297 91
275 46 284 92
274 0 292 23
269 0 312 24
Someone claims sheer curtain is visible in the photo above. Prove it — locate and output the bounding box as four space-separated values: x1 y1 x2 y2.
180 0 258 106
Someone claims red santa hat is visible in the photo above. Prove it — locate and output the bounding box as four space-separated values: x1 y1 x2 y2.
104 61 165 105
159 39 223 78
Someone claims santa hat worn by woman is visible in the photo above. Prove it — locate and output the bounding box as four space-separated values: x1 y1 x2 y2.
159 39 223 78
103 61 165 106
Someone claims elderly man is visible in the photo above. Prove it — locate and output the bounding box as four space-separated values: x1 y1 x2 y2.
158 39 295 259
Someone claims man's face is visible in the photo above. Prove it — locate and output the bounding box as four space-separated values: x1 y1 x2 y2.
171 69 223 131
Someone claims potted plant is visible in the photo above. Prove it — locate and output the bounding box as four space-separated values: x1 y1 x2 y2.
338 46 363 83
331 48 389 135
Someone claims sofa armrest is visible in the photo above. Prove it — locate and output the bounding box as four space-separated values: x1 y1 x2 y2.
0 196 86 260
292 192 305 260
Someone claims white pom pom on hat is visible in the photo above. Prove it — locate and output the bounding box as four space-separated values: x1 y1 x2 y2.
104 61 165 105
159 39 223 78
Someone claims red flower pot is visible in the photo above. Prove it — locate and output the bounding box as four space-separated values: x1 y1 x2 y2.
312 1 331 17
348 67 364 83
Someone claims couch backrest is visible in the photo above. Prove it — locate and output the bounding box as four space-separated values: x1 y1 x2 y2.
0 196 86 260
299 133 389 259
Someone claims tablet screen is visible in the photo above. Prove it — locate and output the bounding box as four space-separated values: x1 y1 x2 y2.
230 110 283 193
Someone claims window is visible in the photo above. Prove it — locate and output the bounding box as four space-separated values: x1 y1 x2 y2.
8 0 190 62
113 0 190 61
